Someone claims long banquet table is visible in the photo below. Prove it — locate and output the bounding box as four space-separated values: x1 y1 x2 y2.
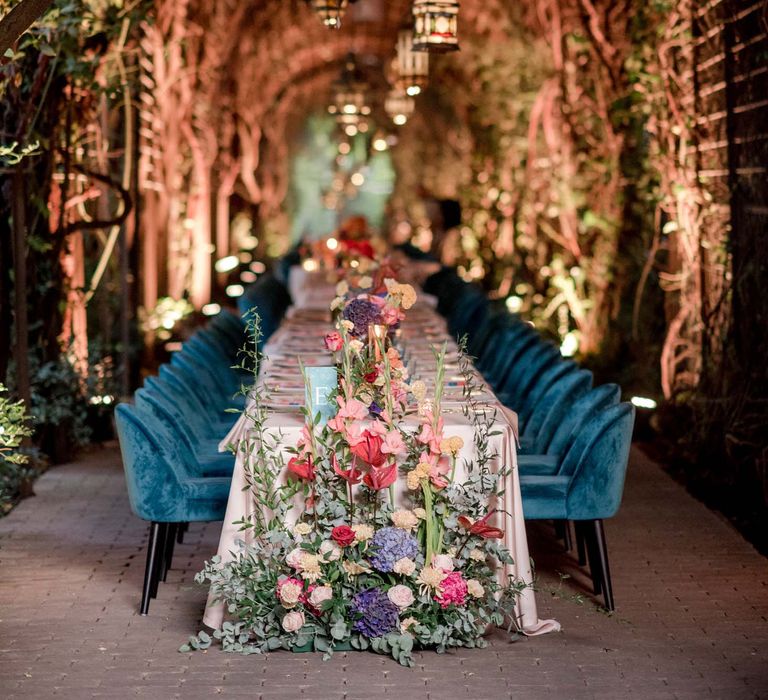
203 273 559 636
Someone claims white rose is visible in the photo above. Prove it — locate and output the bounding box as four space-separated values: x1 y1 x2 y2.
293 523 312 537
467 579 485 598
286 547 304 569
469 548 486 562
336 281 349 296
431 553 454 572
393 557 416 576
387 584 415 609
357 275 373 289
309 585 333 609
319 540 342 562
282 610 305 632
278 580 303 608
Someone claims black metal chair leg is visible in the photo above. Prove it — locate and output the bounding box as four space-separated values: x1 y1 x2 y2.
563 521 573 552
593 519 615 611
162 523 177 582
577 520 603 596
150 522 168 599
140 522 162 615
176 522 188 544
576 525 587 566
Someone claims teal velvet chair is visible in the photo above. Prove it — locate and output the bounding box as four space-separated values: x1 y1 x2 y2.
448 291 488 338
481 327 539 387
520 402 636 610
133 389 234 476
237 273 292 340
208 309 247 350
144 375 236 438
467 310 515 360
173 340 241 396
519 383 621 462
496 343 562 411
115 403 231 615
515 363 590 433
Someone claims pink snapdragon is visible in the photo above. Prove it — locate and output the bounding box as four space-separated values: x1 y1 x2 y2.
381 429 407 456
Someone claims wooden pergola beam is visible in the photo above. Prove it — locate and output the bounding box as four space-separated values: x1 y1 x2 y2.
0 0 53 56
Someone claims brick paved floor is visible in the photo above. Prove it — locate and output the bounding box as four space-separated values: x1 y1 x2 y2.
1 443 766 700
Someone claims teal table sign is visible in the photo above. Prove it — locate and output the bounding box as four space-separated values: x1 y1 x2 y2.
305 366 338 426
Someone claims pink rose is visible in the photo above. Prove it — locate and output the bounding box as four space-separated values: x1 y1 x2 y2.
324 332 343 352
308 585 333 609
282 610 305 632
387 584 415 609
431 554 454 572
286 547 304 569
276 577 304 608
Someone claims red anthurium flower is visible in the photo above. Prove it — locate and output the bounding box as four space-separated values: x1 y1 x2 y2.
363 463 398 491
457 510 504 539
287 456 315 482
349 430 385 467
364 368 379 384
332 452 363 485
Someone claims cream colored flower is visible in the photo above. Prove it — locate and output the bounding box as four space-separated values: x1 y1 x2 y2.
431 553 454 572
330 296 345 311
319 540 342 562
467 579 485 598
357 275 373 289
418 399 433 417
393 557 416 576
342 560 371 577
391 509 419 531
416 566 447 592
349 339 364 354
401 616 418 633
406 462 432 491
299 553 322 582
339 319 354 332
469 548 486 562
410 380 427 403
278 580 303 608
336 280 349 296
292 522 312 537
351 523 374 542
398 284 417 310
440 436 464 455
413 508 427 520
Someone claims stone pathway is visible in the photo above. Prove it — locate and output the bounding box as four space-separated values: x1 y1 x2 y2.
1 443 766 699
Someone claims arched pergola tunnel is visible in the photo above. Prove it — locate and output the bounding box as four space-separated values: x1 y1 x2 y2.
0 0 766 534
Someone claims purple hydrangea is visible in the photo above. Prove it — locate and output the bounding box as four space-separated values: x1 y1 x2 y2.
351 588 400 638
342 299 382 338
369 527 420 573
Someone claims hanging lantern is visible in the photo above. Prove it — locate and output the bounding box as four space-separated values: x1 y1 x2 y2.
396 28 429 96
385 89 415 126
306 0 357 29
328 54 371 133
412 1 460 53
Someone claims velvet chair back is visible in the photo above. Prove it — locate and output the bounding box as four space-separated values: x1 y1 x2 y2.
520 366 590 436
563 403 635 520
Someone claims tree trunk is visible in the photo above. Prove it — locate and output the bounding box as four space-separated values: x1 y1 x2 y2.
10 167 31 407
0 0 53 56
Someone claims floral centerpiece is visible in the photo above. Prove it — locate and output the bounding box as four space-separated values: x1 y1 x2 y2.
183 278 527 666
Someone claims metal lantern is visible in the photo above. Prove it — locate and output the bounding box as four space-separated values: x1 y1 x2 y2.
328 55 371 133
396 28 429 96
385 89 415 126
307 0 357 29
412 1 460 53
